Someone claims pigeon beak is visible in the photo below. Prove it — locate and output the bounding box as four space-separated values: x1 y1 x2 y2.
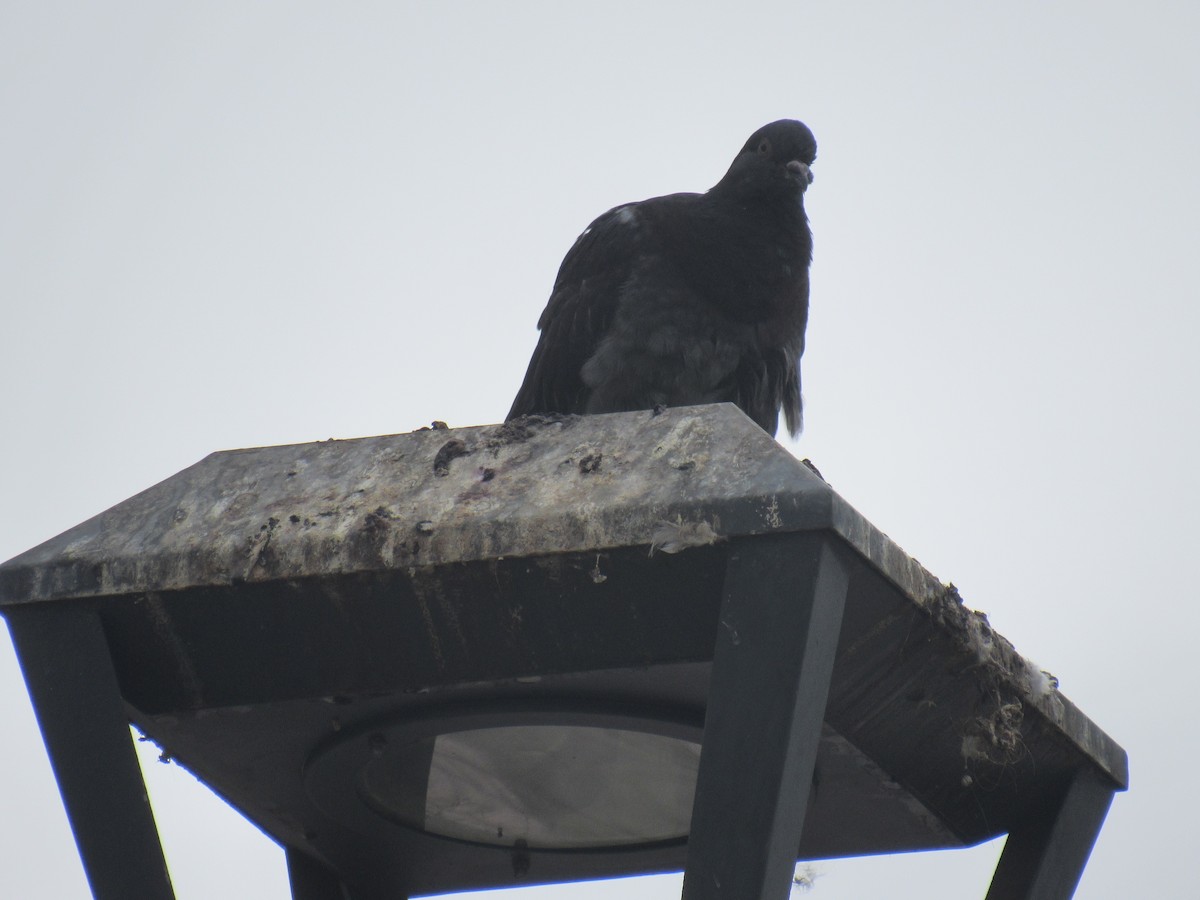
786 160 813 189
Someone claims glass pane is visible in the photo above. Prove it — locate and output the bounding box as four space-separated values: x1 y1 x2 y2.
359 725 700 849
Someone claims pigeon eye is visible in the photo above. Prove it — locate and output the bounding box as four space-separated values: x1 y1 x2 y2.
757 139 771 155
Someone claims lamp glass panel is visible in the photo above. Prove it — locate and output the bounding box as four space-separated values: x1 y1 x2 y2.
359 725 700 849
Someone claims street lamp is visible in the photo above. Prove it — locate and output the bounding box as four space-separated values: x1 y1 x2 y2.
0 405 1128 900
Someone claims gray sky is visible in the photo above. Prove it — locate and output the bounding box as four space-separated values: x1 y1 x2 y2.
2 2 1197 897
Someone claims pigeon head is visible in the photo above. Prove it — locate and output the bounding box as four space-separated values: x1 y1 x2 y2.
715 119 817 201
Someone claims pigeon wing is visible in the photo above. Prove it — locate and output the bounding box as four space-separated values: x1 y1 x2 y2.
507 204 648 419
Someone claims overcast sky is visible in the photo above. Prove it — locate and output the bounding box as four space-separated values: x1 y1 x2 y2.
2 2 1197 897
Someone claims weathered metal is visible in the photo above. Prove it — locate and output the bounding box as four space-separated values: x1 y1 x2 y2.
6 603 175 900
682 532 848 900
0 404 1128 899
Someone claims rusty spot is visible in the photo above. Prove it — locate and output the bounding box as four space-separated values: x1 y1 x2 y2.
351 508 396 563
578 453 602 475
590 554 608 584
801 458 826 482
511 838 531 877
245 517 280 573
491 421 533 444
433 439 471 476
649 515 721 555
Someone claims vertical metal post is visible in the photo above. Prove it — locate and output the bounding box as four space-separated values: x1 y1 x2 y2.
5 603 176 900
682 532 848 900
286 847 355 900
985 768 1118 900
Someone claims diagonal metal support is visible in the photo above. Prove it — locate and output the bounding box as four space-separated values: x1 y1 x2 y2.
5 603 176 900
985 767 1118 900
286 847 357 900
682 532 848 900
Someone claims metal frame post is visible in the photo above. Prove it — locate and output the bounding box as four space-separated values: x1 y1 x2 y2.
5 603 176 900
986 768 1118 900
682 532 848 900
286 847 359 900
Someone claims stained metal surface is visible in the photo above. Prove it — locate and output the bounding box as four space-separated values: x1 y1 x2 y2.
0 406 822 603
6 604 176 899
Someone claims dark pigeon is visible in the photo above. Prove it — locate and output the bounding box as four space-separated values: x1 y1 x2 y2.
507 119 816 438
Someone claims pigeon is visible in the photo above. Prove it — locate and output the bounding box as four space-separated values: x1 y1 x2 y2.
507 119 816 438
